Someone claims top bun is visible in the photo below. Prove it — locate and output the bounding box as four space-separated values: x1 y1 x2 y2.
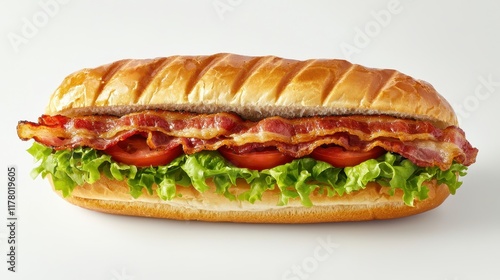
46 53 458 128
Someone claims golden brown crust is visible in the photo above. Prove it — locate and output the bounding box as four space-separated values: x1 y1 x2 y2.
51 175 450 223
46 53 457 128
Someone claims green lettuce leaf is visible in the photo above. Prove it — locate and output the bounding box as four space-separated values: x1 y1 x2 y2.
27 142 468 207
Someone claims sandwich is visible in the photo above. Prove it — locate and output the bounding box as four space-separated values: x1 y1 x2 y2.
16 53 478 223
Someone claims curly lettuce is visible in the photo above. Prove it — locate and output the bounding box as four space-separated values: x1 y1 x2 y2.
27 142 467 207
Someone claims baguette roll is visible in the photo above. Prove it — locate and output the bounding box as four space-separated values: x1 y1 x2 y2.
18 53 477 223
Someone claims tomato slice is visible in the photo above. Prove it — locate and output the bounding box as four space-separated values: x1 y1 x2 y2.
218 147 295 170
310 146 385 168
104 136 183 167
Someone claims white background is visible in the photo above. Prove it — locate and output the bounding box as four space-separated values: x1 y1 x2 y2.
1 0 498 279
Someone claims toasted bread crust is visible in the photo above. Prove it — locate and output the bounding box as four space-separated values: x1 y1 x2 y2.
46 53 457 128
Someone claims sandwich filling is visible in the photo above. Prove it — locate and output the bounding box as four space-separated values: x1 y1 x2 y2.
17 110 477 206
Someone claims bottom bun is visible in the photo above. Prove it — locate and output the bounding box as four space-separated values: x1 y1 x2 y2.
50 175 450 223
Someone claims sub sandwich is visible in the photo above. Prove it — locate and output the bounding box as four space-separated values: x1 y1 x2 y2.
17 53 478 223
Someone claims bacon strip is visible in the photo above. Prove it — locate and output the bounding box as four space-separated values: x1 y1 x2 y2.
17 110 478 170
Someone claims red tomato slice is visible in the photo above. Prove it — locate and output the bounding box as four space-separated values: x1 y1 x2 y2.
104 136 183 167
218 147 295 170
310 146 385 168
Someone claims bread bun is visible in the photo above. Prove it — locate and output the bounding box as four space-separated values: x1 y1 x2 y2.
46 53 457 128
54 175 450 223
38 54 461 223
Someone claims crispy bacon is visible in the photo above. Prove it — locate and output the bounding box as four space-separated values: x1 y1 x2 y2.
17 110 478 170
